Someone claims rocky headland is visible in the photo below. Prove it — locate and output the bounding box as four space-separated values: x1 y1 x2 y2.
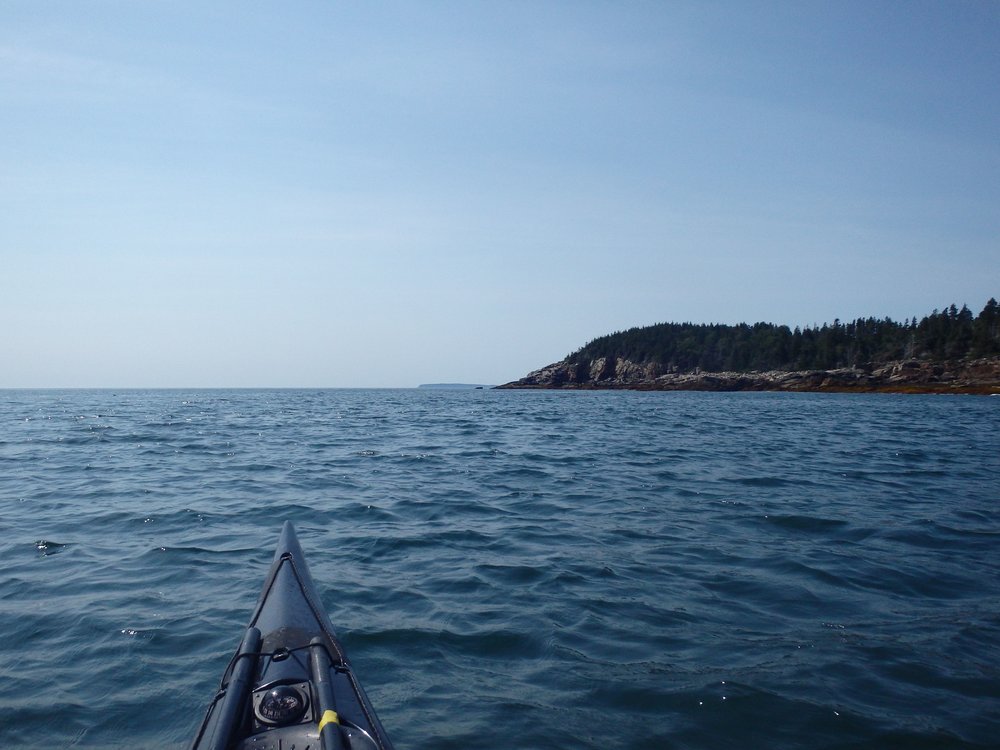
498 356 1000 395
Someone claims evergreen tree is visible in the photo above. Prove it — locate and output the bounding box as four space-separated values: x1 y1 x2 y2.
566 298 999 373
972 298 1000 356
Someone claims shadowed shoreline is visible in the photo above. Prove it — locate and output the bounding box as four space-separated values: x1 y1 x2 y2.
497 357 1000 395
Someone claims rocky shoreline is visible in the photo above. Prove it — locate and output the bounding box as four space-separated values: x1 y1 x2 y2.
498 357 1000 395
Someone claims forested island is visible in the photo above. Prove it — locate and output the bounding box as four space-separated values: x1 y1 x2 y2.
499 299 1000 395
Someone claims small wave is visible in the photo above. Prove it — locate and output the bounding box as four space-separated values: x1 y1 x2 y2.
34 540 70 556
763 514 849 532
142 545 254 559
350 626 546 660
119 627 156 641
474 562 547 586
733 476 794 487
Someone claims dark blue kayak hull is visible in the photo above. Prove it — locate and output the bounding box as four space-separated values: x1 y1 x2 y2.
190 522 395 750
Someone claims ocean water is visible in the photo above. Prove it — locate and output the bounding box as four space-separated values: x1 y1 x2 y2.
0 388 997 749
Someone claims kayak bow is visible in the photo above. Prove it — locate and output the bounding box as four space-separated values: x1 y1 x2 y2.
190 522 395 750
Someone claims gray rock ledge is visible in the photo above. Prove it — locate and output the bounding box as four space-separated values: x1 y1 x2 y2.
497 357 1000 395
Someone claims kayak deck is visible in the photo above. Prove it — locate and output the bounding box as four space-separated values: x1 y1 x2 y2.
190 522 394 750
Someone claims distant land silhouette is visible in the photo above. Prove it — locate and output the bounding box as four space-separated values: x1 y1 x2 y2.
418 383 489 390
499 298 1000 395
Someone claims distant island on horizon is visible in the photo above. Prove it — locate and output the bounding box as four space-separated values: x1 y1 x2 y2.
499 298 1000 395
418 383 490 390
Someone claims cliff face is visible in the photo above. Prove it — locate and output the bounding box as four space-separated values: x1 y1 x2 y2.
498 357 1000 395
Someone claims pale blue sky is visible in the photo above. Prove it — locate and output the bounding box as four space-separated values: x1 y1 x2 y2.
2 1 998 387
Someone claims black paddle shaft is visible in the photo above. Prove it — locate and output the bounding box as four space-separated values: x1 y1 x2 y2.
206 627 262 750
310 638 346 750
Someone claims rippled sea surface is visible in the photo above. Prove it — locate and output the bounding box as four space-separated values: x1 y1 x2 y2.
1 389 998 749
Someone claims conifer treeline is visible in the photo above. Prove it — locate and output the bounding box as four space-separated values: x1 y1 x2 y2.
568 298 1000 373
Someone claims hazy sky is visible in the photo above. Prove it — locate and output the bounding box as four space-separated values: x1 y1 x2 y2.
3 1 998 387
